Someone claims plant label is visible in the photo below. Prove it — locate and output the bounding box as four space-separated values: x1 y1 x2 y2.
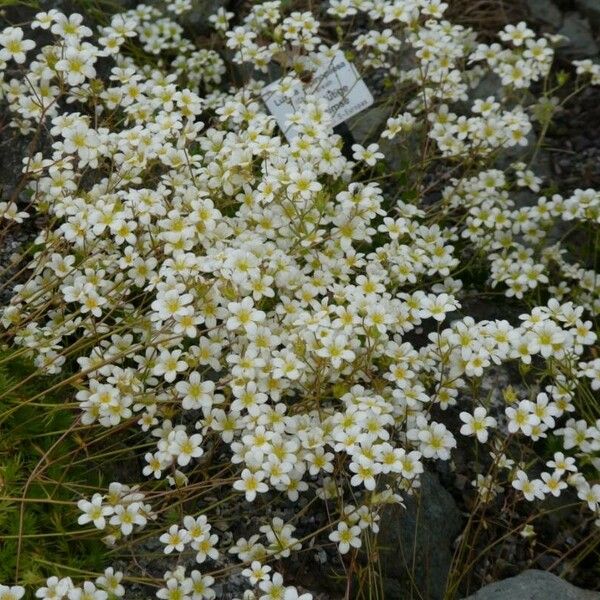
261 51 374 141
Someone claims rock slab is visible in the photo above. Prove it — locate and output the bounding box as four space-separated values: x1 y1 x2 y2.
526 0 563 28
576 0 600 31
378 471 462 600
180 0 225 34
462 570 600 600
558 13 600 58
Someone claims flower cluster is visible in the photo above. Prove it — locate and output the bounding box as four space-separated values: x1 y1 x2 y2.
1 568 125 600
1 0 599 597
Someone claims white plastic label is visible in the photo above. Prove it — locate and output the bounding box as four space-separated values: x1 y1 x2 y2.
261 51 374 141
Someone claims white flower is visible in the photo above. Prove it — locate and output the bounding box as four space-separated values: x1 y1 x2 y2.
459 407 497 443
499 22 535 47
0 27 35 63
272 350 304 380
329 521 362 554
351 143 384 166
169 431 204 466
0 586 25 600
176 373 215 410
316 334 355 368
35 577 74 599
32 10 60 30
546 452 577 476
413 420 456 460
77 493 113 529
153 349 188 383
67 582 107 600
152 289 194 321
51 13 92 40
512 470 545 501
160 524 191 554
576 481 600 511
540 472 567 497
109 502 147 535
156 577 192 600
226 297 266 336
55 46 97 86
287 170 322 199
419 293 459 322
96 568 125 597
190 570 215 599
349 456 380 490
505 400 540 436
242 561 272 585
233 469 268 502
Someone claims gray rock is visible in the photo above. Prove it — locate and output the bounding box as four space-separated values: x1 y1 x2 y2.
378 471 462 600
347 101 424 173
558 13 599 58
347 104 392 144
462 570 600 600
527 0 563 28
0 113 47 304
494 128 552 184
179 0 225 35
470 73 504 102
576 0 600 31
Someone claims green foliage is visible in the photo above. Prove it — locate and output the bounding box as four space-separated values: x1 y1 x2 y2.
0 349 108 585
0 0 38 8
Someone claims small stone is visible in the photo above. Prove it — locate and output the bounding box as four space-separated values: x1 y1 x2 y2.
462 570 600 599
558 13 599 58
